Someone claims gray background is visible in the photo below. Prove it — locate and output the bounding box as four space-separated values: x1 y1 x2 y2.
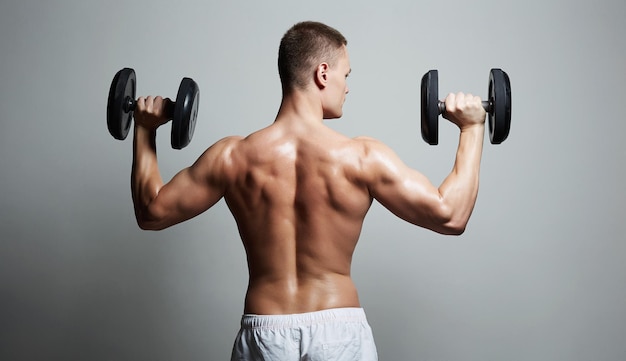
1 0 625 360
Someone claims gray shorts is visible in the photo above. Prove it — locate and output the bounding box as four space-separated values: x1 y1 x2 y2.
230 307 378 360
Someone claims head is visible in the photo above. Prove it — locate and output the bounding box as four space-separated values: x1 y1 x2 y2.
278 21 351 118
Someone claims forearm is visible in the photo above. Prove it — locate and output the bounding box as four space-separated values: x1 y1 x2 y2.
131 125 164 225
438 124 485 232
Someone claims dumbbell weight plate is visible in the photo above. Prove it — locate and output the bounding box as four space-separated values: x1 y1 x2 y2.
488 68 511 144
171 78 200 150
107 68 136 140
421 70 439 145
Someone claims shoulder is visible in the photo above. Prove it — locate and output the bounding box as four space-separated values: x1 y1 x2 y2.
348 135 410 183
199 135 244 159
191 136 245 178
351 136 397 160
212 135 245 150
336 136 401 182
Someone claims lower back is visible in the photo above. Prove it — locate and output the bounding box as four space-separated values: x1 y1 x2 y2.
244 273 361 314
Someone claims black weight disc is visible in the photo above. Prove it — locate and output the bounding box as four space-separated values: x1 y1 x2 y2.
107 68 136 140
171 78 200 149
421 70 439 145
488 68 511 144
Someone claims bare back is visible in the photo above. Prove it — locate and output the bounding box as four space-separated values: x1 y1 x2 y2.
222 121 372 314
131 29 485 319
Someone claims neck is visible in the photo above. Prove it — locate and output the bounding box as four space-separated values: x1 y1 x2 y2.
275 88 324 125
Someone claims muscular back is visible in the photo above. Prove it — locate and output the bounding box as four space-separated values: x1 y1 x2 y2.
221 121 373 314
133 91 483 315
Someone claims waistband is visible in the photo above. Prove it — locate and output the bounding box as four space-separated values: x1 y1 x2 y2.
240 307 367 329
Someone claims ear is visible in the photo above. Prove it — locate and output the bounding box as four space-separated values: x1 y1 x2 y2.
314 63 330 89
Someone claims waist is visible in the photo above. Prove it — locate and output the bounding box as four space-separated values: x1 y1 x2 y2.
240 307 368 329
244 274 360 315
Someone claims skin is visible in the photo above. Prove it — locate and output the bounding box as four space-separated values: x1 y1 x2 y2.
131 45 486 315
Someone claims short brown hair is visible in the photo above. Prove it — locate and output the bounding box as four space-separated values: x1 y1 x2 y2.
278 21 348 94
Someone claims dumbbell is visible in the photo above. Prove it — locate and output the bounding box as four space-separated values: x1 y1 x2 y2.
107 68 200 149
420 68 511 145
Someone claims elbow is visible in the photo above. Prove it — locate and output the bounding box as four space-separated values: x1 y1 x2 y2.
431 203 468 236
136 218 160 231
136 219 165 231
440 221 467 236
135 209 168 231
137 221 151 230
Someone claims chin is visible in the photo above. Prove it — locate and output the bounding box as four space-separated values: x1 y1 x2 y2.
323 109 343 120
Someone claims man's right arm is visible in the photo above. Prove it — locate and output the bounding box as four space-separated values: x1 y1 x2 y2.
363 92 485 235
131 96 234 230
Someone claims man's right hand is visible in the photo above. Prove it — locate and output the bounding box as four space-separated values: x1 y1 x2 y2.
134 96 172 131
442 92 486 131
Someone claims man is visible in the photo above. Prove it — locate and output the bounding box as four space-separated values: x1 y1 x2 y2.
131 21 485 360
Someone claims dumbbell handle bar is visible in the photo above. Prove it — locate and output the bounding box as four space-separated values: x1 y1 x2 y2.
123 97 176 119
438 100 492 114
